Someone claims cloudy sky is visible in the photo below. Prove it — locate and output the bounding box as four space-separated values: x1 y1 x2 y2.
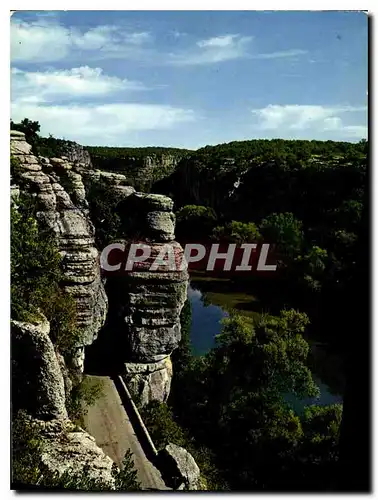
11 10 368 149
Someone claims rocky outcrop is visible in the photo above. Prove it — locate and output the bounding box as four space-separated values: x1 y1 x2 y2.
11 131 108 357
158 443 201 490
37 418 116 489
11 130 190 489
11 316 67 420
105 193 189 406
124 357 173 403
11 130 188 407
89 152 182 190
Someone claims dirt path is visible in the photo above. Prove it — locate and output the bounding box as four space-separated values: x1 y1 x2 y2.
82 375 169 490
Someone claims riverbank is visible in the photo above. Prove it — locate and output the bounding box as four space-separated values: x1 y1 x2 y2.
187 280 344 410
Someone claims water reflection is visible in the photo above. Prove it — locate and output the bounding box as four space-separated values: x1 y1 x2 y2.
188 283 343 409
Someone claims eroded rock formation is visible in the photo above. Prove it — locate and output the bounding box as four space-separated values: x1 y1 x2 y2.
11 316 67 420
11 130 193 488
159 443 202 490
89 151 182 190
11 315 116 487
104 193 188 406
11 129 188 406
11 131 108 359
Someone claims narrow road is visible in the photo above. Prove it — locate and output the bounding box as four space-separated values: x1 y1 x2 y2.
82 375 169 490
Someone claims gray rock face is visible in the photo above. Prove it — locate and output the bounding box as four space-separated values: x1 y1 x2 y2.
124 357 173 404
10 131 108 355
10 130 188 407
101 193 189 405
130 192 174 212
11 317 67 420
159 443 201 490
60 141 92 167
90 152 182 187
146 211 175 242
35 418 117 489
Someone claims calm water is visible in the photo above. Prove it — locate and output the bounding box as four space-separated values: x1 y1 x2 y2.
188 283 343 411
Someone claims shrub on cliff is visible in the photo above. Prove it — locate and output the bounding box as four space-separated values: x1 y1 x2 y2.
11 194 80 355
85 179 124 249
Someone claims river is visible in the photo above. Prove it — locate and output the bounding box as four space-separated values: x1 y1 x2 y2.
187 281 343 412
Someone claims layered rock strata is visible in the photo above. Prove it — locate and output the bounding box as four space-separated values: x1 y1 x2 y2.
11 131 108 360
106 193 188 405
11 130 188 405
11 315 116 487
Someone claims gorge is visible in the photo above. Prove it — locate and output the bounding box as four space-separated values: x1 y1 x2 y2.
11 125 367 492
11 130 200 490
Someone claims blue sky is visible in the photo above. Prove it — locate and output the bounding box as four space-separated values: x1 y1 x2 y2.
10 10 368 149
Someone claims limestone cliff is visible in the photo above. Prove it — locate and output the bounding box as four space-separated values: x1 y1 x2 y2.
11 316 117 488
11 129 188 405
11 130 191 487
11 130 108 369
88 150 182 191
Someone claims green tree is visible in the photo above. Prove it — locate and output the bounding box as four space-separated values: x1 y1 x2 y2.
296 246 328 292
171 309 322 490
175 205 217 240
260 212 304 259
212 220 261 243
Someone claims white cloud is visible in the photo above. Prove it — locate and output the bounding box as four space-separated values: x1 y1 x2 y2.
10 18 153 63
11 66 147 102
197 34 241 48
11 20 72 63
254 49 307 60
11 18 306 67
73 25 118 51
251 104 367 138
342 125 368 138
169 34 253 65
11 100 196 145
168 34 307 66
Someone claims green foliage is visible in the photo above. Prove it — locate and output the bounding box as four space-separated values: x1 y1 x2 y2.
302 404 343 445
12 410 45 487
113 450 141 491
170 309 328 490
86 145 190 191
11 156 23 186
66 376 104 427
11 118 40 145
296 246 329 292
11 118 79 158
85 179 124 248
139 401 228 490
171 299 192 376
260 212 304 259
140 400 187 450
87 145 190 160
212 220 262 243
11 194 80 355
176 205 217 240
154 137 367 306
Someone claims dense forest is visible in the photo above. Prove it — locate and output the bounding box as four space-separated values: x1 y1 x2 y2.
86 145 191 160
10 119 370 491
150 136 369 491
154 137 368 342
